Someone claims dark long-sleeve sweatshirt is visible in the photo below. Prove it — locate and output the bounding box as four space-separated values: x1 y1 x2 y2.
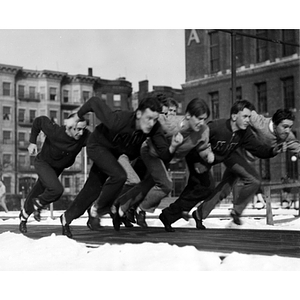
77 97 173 162
198 119 275 165
29 116 90 169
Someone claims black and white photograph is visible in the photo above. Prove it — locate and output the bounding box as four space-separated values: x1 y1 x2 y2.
0 1 300 299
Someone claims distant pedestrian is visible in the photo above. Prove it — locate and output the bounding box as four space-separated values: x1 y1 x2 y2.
0 179 9 213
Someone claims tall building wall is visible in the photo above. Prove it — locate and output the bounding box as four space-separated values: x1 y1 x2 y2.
184 29 300 184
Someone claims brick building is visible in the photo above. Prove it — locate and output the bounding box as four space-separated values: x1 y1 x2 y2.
0 64 132 197
183 29 300 184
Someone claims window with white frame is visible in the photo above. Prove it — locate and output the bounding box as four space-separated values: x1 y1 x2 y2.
18 85 25 98
83 91 90 102
50 110 58 123
3 106 11 120
3 153 12 169
18 109 25 122
113 94 121 108
3 131 11 144
2 82 11 96
29 110 36 123
50 87 57 101
63 90 69 103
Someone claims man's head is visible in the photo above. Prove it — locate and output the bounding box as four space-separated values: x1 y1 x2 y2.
185 98 210 132
272 109 295 141
230 100 255 131
136 96 161 134
65 113 87 140
160 97 179 117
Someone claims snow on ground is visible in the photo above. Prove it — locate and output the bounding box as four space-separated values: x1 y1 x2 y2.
0 206 300 272
0 207 299 299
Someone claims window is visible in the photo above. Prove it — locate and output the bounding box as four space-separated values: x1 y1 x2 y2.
209 92 219 120
18 109 25 122
18 132 26 147
73 90 79 103
256 30 268 63
30 156 35 168
63 90 69 103
113 94 121 108
3 154 12 169
63 112 69 122
64 177 70 188
50 87 57 101
282 77 295 109
3 177 11 193
29 110 36 123
256 82 267 114
235 33 244 67
29 86 36 99
259 159 270 180
18 132 26 146
209 31 220 73
40 86 45 100
282 30 297 57
3 106 11 120
18 85 25 98
50 110 58 123
101 94 107 103
83 91 90 102
3 131 11 144
75 177 81 193
236 87 242 101
19 154 26 167
2 82 11 96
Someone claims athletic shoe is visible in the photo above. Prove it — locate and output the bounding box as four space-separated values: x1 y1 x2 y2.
135 210 148 228
60 214 72 238
192 210 206 230
112 212 121 231
159 213 175 232
230 210 242 225
19 210 28 233
87 216 102 231
121 216 134 228
126 208 136 224
32 198 43 222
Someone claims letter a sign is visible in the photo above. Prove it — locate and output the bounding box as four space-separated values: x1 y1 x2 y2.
187 29 200 46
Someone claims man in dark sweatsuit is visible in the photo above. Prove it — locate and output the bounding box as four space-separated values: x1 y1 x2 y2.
159 100 283 232
60 96 182 238
19 114 89 233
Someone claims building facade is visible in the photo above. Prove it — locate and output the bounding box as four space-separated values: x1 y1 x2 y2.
0 64 132 197
183 29 300 184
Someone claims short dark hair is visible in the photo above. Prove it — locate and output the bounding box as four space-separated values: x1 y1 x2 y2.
185 98 210 118
137 96 162 113
161 97 179 109
272 108 295 126
230 100 255 115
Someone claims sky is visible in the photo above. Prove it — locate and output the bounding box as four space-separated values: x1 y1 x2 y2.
1 1 299 94
0 29 185 92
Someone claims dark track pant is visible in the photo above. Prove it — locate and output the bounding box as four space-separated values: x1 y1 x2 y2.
64 145 127 224
23 159 64 217
162 150 261 225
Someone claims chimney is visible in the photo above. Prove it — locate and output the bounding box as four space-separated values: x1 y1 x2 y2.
88 68 93 76
139 80 149 93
